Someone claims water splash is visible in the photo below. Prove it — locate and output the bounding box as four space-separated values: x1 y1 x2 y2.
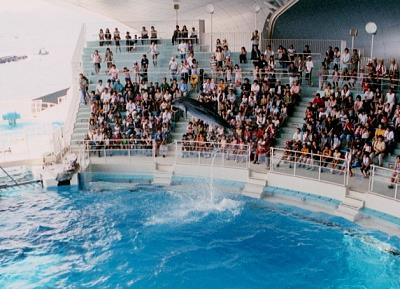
208 150 218 203
145 196 242 226
145 149 242 226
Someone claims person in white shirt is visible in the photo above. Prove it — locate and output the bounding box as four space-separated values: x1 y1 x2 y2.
384 127 395 154
292 128 302 142
264 45 274 59
95 80 105 95
169 57 178 80
149 42 159 66
251 80 260 94
202 78 215 93
101 88 111 103
358 111 368 125
341 48 351 70
92 50 102 74
363 87 374 102
386 87 396 112
108 64 119 81
305 56 314 85
178 41 187 60
126 100 136 113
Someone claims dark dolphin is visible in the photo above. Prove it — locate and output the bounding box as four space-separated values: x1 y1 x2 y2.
172 97 232 131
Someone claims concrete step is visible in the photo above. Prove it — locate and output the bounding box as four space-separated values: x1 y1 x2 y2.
153 175 172 185
285 123 302 129
249 170 268 181
242 183 264 198
247 177 267 186
71 134 86 141
74 122 89 129
342 196 364 209
335 204 360 222
79 105 91 111
77 111 90 117
292 111 305 118
288 116 304 124
155 163 174 173
74 126 89 133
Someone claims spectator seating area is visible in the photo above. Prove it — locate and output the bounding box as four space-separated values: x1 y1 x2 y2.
281 58 400 177
76 26 400 177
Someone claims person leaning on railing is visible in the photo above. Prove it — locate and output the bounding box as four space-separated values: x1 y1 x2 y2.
99 29 105 47
104 28 112 46
150 26 158 44
113 28 121 52
190 27 198 44
140 26 149 45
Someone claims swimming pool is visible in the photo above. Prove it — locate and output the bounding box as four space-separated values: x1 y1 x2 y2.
1 179 399 289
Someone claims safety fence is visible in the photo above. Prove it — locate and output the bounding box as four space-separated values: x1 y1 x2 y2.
82 139 156 159
85 20 202 44
270 147 400 201
63 24 87 150
76 139 400 200
175 140 250 169
80 139 250 169
263 39 346 56
270 147 349 186
369 165 400 201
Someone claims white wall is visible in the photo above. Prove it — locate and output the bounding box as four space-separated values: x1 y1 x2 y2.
267 172 347 201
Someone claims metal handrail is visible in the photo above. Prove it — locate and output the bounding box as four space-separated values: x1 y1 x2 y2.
63 23 87 150
369 164 400 201
0 165 18 185
270 147 349 186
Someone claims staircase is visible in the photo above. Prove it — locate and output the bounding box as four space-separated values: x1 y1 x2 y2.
275 86 314 147
153 162 174 185
70 104 90 153
242 170 268 198
335 192 364 221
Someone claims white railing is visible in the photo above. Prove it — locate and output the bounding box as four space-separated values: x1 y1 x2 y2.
175 140 250 169
83 139 156 159
201 31 254 52
85 20 201 43
80 139 250 169
263 39 346 56
369 165 400 201
63 23 87 150
270 147 349 186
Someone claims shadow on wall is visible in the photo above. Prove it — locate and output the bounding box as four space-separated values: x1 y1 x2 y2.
272 0 400 59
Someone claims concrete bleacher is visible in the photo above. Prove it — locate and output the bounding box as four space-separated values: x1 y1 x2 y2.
71 35 400 174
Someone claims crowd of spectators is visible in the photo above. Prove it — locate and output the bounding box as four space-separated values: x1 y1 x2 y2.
182 77 301 164
98 26 160 50
82 74 193 156
284 80 398 177
89 27 399 179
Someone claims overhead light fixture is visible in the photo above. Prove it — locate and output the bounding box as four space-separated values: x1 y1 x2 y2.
206 4 215 14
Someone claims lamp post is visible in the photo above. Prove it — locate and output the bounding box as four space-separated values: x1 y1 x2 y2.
173 0 180 26
349 27 358 50
206 4 215 52
365 22 377 59
254 4 261 30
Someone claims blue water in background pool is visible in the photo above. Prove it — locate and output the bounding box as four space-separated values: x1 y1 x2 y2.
1 181 400 289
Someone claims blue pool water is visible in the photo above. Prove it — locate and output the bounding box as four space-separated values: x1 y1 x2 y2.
1 181 400 289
